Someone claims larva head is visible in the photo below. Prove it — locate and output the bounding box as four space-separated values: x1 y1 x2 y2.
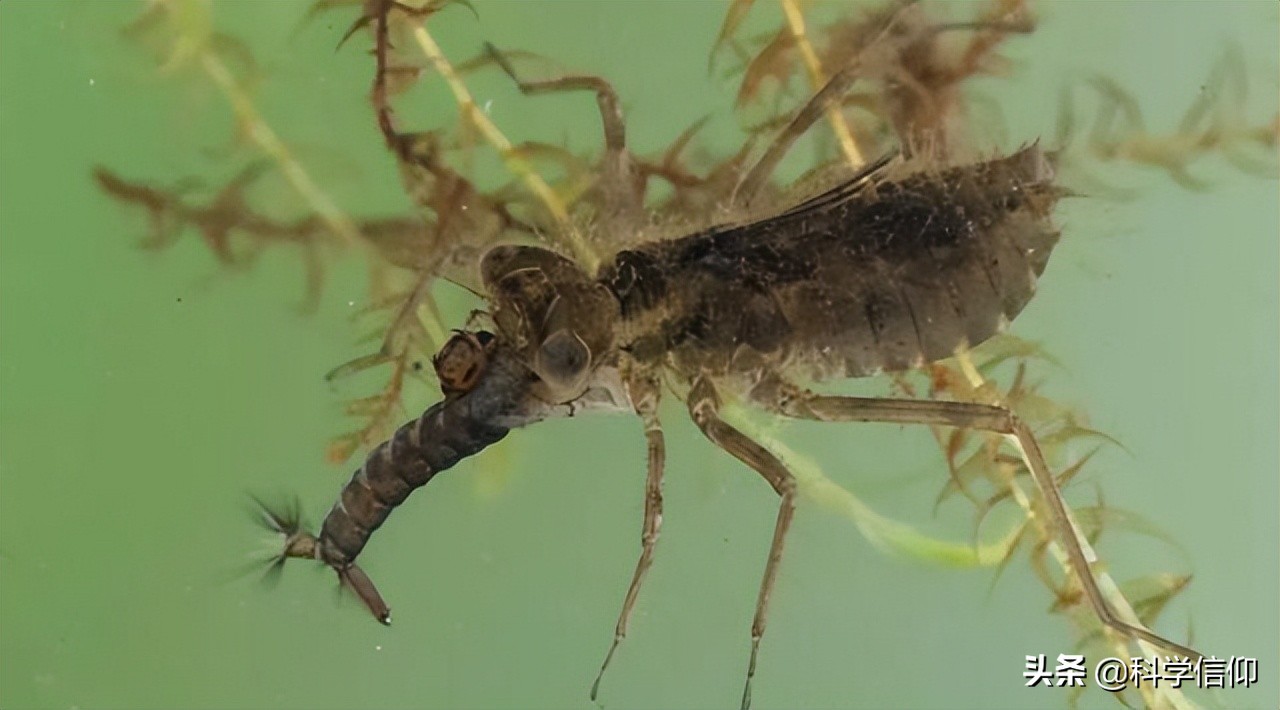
480 245 619 404
432 330 497 397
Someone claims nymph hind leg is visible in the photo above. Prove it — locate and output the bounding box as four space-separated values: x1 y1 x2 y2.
591 373 666 700
687 376 800 710
747 374 1203 660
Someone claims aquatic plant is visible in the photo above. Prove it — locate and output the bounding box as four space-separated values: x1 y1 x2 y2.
96 1 1277 707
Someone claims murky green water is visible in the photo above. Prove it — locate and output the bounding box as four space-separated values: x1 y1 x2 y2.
2 2 1276 709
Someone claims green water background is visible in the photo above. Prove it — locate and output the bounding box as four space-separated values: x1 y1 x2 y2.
1 1 1276 708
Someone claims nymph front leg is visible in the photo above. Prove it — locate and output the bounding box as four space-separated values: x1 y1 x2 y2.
590 372 665 701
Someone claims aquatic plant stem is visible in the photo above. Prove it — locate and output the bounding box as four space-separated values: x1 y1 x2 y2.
780 0 864 167
721 404 1020 567
200 49 446 350
408 24 598 270
952 350 1190 710
198 53 365 251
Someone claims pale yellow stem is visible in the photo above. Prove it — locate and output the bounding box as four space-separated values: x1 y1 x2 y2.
408 25 598 270
780 0 864 167
199 53 366 251
201 49 445 350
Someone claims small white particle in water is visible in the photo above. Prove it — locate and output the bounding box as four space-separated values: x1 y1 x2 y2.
483 99 493 114
375 645 383 651
89 78 96 86
347 300 355 307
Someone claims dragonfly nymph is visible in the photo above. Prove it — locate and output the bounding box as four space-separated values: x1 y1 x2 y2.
261 144 1201 707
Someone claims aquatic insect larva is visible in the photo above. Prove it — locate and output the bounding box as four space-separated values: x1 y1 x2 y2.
260 143 1202 708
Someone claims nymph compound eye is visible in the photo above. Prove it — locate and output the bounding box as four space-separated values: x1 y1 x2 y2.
432 330 497 396
534 328 592 397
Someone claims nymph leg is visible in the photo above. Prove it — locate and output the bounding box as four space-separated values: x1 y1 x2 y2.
688 376 799 710
591 373 666 700
749 375 1202 660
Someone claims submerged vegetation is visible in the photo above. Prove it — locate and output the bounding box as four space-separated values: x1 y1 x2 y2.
96 0 1276 707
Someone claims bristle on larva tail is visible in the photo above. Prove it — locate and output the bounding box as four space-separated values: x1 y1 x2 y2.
250 493 391 625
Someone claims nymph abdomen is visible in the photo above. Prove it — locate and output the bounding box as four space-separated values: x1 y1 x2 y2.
602 145 1062 380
